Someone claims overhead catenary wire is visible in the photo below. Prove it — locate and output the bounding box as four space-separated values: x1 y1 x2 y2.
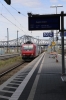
10 5 29 35
0 1 26 29
10 6 28 30
0 13 27 33
0 1 29 35
10 5 27 17
0 13 28 35
0 1 30 34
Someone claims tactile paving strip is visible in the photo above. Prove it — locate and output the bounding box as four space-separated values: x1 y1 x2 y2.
18 55 44 100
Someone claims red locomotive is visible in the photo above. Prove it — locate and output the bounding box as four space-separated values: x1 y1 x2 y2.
21 41 41 61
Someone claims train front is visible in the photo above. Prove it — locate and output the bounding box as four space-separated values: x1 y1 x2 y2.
21 43 36 61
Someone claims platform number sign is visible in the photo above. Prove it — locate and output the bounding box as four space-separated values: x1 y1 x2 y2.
43 32 54 37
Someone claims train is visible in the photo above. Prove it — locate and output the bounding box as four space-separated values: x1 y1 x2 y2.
21 41 41 61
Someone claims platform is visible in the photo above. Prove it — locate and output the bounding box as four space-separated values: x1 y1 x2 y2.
18 53 66 100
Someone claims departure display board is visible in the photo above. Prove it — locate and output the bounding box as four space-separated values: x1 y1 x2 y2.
28 15 60 30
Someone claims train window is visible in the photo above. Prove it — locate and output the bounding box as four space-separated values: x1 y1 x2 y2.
23 45 28 50
23 45 33 50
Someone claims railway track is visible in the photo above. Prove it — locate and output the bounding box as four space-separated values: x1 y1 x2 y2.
0 61 29 85
0 54 42 85
0 53 20 60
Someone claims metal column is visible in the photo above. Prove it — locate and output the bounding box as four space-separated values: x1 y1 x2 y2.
61 11 65 75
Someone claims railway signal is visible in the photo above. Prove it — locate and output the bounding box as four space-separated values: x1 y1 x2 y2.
4 0 11 5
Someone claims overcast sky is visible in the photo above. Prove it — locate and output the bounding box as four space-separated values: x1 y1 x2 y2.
0 0 66 41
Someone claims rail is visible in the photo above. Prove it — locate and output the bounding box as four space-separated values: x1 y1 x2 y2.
0 53 20 60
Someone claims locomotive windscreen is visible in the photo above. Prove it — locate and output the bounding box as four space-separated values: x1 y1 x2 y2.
23 45 33 50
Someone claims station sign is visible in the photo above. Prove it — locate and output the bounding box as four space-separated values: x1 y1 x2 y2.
28 15 60 30
60 32 66 36
43 32 54 37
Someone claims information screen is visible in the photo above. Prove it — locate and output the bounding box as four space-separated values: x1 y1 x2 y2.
28 15 60 30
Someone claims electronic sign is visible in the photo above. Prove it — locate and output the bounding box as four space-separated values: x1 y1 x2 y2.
28 15 60 30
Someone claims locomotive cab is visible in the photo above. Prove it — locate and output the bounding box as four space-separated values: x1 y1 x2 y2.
21 41 40 61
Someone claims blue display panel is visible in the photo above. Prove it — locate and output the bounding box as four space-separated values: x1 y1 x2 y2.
43 32 54 37
28 15 60 30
